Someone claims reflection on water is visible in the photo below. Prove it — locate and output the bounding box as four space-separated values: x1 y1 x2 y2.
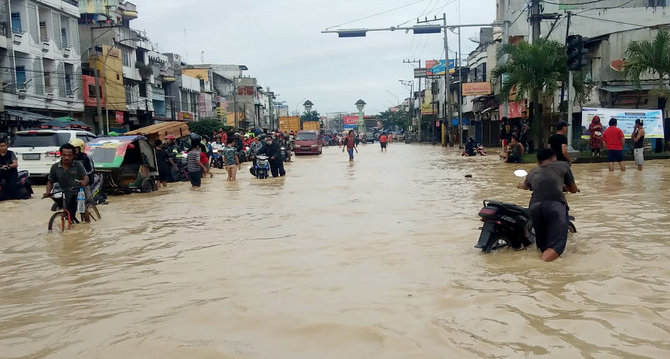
1 144 669 358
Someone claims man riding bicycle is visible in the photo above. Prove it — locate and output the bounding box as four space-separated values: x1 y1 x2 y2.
70 139 96 203
43 143 89 218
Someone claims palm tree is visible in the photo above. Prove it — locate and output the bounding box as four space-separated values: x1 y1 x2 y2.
624 30 670 100
492 39 568 147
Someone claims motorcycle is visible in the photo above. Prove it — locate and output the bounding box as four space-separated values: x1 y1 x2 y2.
50 173 106 211
0 169 33 201
476 169 576 253
210 149 224 169
281 145 292 162
249 154 270 179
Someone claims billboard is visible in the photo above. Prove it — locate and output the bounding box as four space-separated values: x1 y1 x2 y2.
414 68 428 79
462 82 492 96
426 59 455 76
343 115 359 129
581 108 665 139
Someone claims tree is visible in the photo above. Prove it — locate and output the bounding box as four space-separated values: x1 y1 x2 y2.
188 119 228 137
379 107 411 130
492 39 568 147
300 110 320 124
624 30 670 99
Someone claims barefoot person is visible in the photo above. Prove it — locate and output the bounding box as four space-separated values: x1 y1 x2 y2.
517 149 580 262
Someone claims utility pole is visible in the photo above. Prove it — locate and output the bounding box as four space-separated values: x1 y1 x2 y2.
457 27 463 148
417 14 449 145
90 28 104 135
233 77 238 128
531 0 541 42
560 11 572 116
403 59 421 141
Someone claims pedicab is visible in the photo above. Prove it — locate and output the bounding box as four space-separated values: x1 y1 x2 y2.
84 136 158 194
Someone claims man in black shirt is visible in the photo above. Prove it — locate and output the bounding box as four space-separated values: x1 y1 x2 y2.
548 121 571 164
257 136 285 177
0 137 19 199
518 149 579 262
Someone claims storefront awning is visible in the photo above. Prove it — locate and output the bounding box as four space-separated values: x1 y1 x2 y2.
4 110 53 122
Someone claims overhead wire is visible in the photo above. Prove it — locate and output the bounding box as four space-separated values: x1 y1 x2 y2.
325 0 427 30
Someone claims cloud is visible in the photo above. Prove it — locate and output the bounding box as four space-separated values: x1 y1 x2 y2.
134 0 496 114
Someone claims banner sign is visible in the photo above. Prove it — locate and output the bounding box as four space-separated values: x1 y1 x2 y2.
426 59 455 76
343 115 359 129
581 108 665 139
115 111 124 124
462 82 492 96
499 101 527 119
414 68 428 78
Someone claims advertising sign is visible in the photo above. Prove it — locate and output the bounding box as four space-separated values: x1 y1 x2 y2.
581 108 665 139
115 111 124 124
426 59 455 76
462 82 492 96
343 115 359 129
499 101 527 119
414 68 428 78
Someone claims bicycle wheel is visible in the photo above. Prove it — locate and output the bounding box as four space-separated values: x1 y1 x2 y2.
85 203 101 222
48 211 71 232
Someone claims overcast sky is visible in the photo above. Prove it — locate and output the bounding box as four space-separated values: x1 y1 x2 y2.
134 0 497 115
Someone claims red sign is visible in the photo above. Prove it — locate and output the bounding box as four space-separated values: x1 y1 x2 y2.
499 100 527 119
115 111 124 123
343 116 358 125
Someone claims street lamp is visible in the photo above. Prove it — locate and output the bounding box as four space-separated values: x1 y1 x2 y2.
355 99 366 133
303 100 313 113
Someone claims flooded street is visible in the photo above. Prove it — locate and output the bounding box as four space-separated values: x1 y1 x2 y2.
1 143 669 359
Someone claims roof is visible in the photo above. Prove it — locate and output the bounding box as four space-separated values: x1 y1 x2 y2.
5 109 53 122
88 135 146 144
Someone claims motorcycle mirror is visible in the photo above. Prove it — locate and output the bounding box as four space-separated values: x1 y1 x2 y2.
514 169 528 177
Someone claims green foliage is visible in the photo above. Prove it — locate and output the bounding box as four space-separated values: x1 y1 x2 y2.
492 39 568 102
624 30 670 95
378 108 411 130
300 110 320 124
188 119 227 137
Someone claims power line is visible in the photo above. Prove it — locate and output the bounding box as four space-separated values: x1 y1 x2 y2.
325 0 427 30
572 13 645 27
540 0 604 5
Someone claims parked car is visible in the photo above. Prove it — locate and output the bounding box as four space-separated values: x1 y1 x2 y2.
294 130 322 155
393 131 405 141
9 129 97 178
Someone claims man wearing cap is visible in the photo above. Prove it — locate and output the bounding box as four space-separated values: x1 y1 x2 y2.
549 121 571 165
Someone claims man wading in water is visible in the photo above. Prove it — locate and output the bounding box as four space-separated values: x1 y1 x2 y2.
517 149 579 262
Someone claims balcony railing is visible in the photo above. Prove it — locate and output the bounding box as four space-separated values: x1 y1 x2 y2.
62 0 79 7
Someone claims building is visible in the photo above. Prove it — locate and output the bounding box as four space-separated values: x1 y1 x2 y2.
0 0 84 132
79 0 156 132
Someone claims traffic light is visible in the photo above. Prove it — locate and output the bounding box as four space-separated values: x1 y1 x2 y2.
567 35 588 71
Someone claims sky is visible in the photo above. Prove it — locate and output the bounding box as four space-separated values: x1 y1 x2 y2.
134 0 497 116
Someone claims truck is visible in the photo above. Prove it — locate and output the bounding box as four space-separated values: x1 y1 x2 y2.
302 121 320 131
279 116 300 133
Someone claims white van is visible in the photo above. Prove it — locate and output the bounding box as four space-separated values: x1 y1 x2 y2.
9 130 97 178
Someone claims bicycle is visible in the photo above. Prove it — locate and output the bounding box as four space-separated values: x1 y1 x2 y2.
44 187 101 232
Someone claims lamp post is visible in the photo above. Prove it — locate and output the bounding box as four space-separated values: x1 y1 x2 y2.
355 99 366 133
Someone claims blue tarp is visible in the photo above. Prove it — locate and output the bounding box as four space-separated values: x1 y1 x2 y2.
451 118 471 126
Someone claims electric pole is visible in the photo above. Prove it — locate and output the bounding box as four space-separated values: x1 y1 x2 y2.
417 14 449 145
403 59 421 140
531 0 541 42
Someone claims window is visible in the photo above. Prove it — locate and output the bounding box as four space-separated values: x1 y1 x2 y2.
61 28 68 48
125 84 132 105
15 66 26 89
44 72 51 89
88 84 100 97
64 64 73 95
11 13 21 34
39 21 48 41
139 83 147 97
122 49 131 67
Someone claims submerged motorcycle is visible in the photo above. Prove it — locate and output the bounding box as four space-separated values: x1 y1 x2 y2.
475 199 577 253
211 149 224 169
249 154 270 179
0 170 33 201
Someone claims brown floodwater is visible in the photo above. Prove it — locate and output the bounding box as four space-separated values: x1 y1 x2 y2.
1 143 669 359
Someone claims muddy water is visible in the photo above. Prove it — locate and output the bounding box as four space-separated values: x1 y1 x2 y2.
1 143 669 359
